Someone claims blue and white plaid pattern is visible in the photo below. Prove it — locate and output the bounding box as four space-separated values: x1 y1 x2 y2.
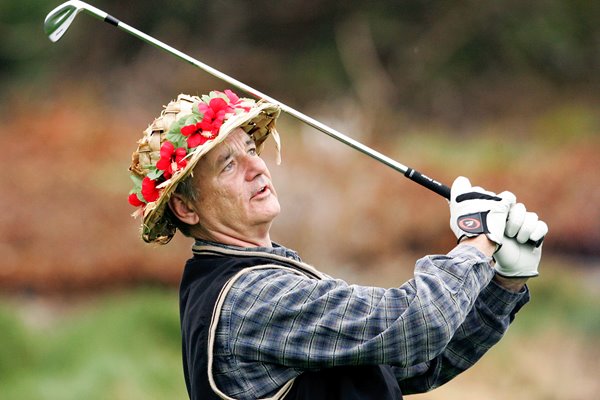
200 242 529 399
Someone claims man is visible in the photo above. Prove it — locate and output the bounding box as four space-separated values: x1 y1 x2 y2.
128 90 548 400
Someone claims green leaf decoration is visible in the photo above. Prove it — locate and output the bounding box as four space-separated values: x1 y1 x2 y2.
165 128 180 145
184 115 198 126
175 136 189 149
146 168 164 181
166 114 199 149
130 173 143 189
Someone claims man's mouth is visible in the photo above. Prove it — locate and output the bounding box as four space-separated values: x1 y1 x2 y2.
251 185 270 199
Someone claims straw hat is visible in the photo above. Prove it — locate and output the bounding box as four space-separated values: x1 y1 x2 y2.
128 90 281 244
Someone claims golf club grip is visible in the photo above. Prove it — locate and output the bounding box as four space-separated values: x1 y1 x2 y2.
404 168 544 247
404 168 451 199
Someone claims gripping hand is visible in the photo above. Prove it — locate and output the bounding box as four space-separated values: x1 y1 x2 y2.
450 176 516 247
494 203 548 278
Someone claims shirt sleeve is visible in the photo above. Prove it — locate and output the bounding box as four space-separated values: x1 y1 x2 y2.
397 253 530 393
216 245 526 392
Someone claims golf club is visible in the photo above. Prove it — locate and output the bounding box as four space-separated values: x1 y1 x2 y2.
44 1 544 246
44 0 449 198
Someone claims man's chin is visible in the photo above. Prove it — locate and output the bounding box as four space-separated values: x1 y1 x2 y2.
266 203 281 221
257 200 281 224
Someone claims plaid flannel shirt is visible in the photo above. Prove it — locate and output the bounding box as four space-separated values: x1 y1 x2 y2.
201 241 529 399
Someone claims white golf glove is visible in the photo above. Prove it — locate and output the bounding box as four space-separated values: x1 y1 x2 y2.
450 176 516 248
494 203 548 278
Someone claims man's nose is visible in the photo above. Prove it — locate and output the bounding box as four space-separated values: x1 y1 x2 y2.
244 154 268 180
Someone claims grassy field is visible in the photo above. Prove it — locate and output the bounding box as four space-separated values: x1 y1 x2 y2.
0 288 187 400
1 258 598 400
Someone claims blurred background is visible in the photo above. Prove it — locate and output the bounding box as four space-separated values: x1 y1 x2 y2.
1 0 599 399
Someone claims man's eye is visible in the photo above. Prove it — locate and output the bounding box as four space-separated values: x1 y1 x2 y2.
223 161 234 172
248 148 257 156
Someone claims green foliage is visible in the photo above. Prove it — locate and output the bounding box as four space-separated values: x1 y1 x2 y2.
0 306 33 378
515 265 600 337
532 103 600 145
0 288 187 400
0 0 61 87
3 0 598 110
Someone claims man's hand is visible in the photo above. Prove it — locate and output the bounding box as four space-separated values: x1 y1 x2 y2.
494 203 548 278
450 177 516 248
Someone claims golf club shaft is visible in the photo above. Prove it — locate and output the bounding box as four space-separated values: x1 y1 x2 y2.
46 2 547 247
76 7 451 200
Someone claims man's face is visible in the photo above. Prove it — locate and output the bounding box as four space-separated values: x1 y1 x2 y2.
188 128 280 242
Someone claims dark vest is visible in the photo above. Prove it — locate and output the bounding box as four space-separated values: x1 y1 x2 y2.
179 246 403 400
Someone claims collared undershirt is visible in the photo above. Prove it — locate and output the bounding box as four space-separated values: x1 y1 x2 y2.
193 239 529 399
195 239 303 261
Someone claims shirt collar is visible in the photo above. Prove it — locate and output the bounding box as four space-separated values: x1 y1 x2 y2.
193 239 302 262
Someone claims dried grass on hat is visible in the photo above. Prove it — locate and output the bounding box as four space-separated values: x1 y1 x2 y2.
128 89 281 244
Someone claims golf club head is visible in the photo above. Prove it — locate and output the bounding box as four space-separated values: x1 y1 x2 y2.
45 1 110 42
44 1 83 42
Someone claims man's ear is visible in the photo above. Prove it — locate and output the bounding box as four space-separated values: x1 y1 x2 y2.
168 194 200 226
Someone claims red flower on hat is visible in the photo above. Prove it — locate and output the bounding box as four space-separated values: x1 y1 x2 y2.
141 176 160 203
181 121 220 148
182 97 234 148
156 141 188 179
224 90 240 106
224 89 251 111
199 97 231 129
128 193 144 207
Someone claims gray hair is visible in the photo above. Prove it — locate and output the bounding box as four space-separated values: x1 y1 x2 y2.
166 173 200 237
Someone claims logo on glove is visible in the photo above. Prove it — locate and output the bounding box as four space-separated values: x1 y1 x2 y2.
457 212 489 235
